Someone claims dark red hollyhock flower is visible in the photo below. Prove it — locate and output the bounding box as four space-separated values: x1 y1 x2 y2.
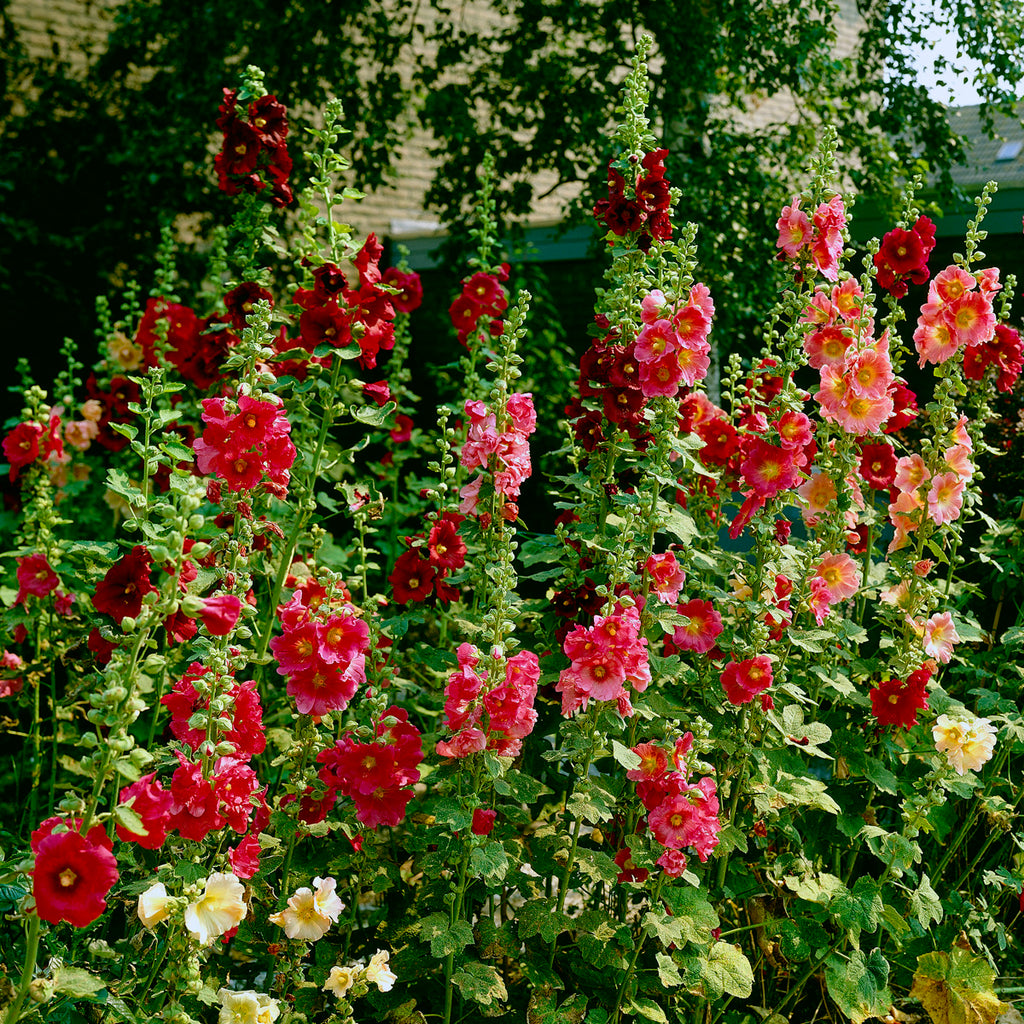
249 94 289 145
3 422 43 480
873 215 936 298
963 323 1023 393
573 410 606 452
298 303 351 351
87 627 118 665
869 666 932 729
92 545 155 623
427 514 467 570
858 440 897 490
884 379 919 434
224 282 274 331
32 829 119 927
381 267 423 313
294 261 348 308
472 808 497 836
389 549 436 604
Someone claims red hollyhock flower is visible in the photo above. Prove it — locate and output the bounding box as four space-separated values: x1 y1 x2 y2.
116 773 173 850
363 381 392 406
229 834 262 879
389 549 436 603
91 545 156 622
14 554 60 605
869 666 931 729
858 440 897 490
33 829 119 927
168 753 226 841
3 421 44 480
427 515 466 570
614 847 650 884
873 215 936 298
381 267 424 313
962 323 1023 393
720 656 773 705
286 660 363 717
200 593 243 636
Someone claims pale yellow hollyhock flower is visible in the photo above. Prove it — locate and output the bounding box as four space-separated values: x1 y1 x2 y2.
217 988 280 1024
365 949 397 993
107 331 144 371
323 965 357 998
185 872 247 946
269 876 344 941
137 881 172 929
933 713 997 775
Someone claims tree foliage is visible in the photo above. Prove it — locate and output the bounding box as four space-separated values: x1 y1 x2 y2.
0 0 1021 365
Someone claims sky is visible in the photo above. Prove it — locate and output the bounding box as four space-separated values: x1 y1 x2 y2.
910 15 985 107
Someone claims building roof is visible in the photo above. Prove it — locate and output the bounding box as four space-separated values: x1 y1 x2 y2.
946 102 1024 191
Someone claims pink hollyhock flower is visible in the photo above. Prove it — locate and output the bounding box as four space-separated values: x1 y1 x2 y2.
720 656 773 705
14 554 60 605
831 390 894 436
506 393 537 435
657 849 689 877
199 593 243 636
776 198 812 257
804 325 851 369
894 454 930 495
811 195 847 281
640 289 672 324
914 317 958 367
932 265 975 304
646 552 686 604
797 471 837 521
869 665 932 729
673 304 711 348
647 777 721 860
945 291 996 349
927 472 965 525
670 599 723 654
436 726 488 759
635 319 678 362
944 444 973 481
740 440 800 498
627 742 669 781
116 773 173 850
33 829 119 927
776 410 813 451
923 611 960 664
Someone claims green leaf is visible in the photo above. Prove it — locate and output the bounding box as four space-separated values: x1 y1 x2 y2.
350 400 397 427
910 948 1008 1024
685 941 754 999
470 841 509 882
625 996 668 1022
432 798 472 833
909 873 943 930
658 886 719 944
830 876 882 936
783 871 846 906
53 966 106 998
518 899 571 944
451 961 508 1007
610 739 641 771
566 779 616 823
113 802 148 838
160 438 195 462
663 507 698 544
656 951 684 987
861 756 899 795
419 914 474 958
526 988 587 1024
825 948 891 1024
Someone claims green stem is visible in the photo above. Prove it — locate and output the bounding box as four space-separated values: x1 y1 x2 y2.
443 854 471 1024
4 913 41 1024
610 875 665 1023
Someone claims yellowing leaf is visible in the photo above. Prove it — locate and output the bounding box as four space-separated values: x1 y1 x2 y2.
910 949 1009 1024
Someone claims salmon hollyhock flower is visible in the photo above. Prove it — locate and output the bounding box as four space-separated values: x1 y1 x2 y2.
776 198 812 257
720 656 773 705
32 828 119 927
645 552 686 604
923 611 961 664
933 713 997 775
894 454 930 494
926 472 966 525
812 552 860 602
797 470 837 521
184 871 247 945
627 742 670 781
647 776 722 859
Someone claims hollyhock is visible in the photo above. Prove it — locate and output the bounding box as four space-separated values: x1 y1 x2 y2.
670 600 723 654
946 290 996 349
645 552 686 603
647 777 722 860
366 950 398 993
200 593 243 636
869 666 931 729
213 757 263 834
269 876 344 940
324 966 358 998
627 742 670 782
927 472 966 525
657 849 689 877
797 470 837 522
923 611 960 664
720 656 773 705
168 753 226 841
389 548 437 603
810 196 847 281
229 834 262 880
614 848 650 884
472 808 497 836
33 829 119 927
184 871 247 945
138 882 172 929
933 714 997 775
776 198 812 257
3 421 43 480
963 323 1023 392
92 545 156 622
116 773 174 850
873 216 936 297
14 554 60 605
381 267 424 313
858 441 897 490
635 318 677 362
812 552 860 603
740 439 800 498
217 990 280 1024
427 514 467 570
